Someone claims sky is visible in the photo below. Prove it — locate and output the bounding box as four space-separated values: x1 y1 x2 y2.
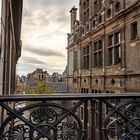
17 0 78 76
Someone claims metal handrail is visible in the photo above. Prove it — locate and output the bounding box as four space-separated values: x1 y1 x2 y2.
0 93 140 140
0 93 140 101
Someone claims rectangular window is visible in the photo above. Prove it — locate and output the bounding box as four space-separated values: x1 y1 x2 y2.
86 55 89 68
108 32 121 65
108 34 113 46
98 51 102 66
94 53 97 67
98 40 102 50
131 22 138 40
74 51 78 70
94 42 97 51
109 47 113 65
83 46 89 69
114 45 121 64
83 55 89 69
114 32 120 44
93 40 103 68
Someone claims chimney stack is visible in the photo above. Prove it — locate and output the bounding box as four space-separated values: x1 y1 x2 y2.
70 6 77 33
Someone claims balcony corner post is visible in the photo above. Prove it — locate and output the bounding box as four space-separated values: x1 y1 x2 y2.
91 98 96 140
84 99 88 140
99 99 103 140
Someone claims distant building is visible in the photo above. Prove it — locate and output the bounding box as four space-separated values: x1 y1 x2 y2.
50 72 62 82
16 75 26 94
20 75 26 82
26 68 48 89
45 72 67 93
0 0 23 95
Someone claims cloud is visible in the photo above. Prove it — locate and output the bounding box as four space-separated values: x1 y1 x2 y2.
18 57 66 76
18 0 78 76
23 8 69 29
21 57 45 65
24 0 76 10
24 47 65 57
17 57 46 75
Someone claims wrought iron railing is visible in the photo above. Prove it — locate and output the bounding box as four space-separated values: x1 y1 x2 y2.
0 93 140 140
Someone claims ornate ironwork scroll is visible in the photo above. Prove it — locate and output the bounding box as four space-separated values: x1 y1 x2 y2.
104 100 140 140
3 124 30 140
0 102 82 140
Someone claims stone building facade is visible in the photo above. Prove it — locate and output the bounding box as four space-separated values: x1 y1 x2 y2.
0 0 23 124
26 68 48 89
51 72 62 82
67 0 140 94
0 0 23 95
67 1 140 139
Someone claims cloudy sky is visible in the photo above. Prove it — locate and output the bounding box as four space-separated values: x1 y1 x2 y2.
17 0 78 76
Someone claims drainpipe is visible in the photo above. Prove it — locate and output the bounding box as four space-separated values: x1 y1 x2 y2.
123 0 126 92
2 0 7 95
1 0 7 124
103 4 106 93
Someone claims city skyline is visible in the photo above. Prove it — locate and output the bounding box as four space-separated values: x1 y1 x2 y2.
17 0 78 76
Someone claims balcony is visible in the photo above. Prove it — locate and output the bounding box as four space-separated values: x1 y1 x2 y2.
0 93 140 140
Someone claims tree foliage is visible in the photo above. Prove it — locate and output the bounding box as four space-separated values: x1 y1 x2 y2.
25 81 55 94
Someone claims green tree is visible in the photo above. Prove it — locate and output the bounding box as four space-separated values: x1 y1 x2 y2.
25 81 56 105
25 88 35 94
25 81 55 94
36 81 55 94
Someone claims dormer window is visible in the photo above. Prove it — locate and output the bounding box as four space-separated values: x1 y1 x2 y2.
82 27 85 35
94 1 97 15
107 9 111 18
83 0 89 9
115 2 120 13
131 22 138 40
98 15 102 24
87 24 89 32
92 20 96 28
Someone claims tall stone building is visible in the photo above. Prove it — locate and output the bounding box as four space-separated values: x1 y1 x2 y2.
0 0 23 95
67 0 140 93
0 0 23 124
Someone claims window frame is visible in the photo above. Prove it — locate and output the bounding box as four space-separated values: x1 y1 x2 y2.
93 39 103 68
131 21 138 40
115 2 121 13
73 51 78 70
108 31 121 66
82 46 89 69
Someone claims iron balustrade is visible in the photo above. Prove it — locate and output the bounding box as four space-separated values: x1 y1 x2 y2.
0 93 140 140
